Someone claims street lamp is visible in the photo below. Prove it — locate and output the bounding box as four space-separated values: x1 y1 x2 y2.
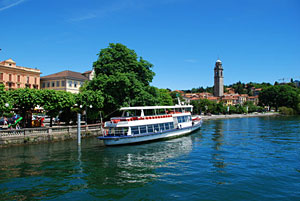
74 103 83 145
85 104 93 126
5 103 9 108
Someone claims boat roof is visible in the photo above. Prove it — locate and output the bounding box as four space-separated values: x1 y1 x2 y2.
120 105 193 111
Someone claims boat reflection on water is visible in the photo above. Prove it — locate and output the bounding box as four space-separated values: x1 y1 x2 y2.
87 136 194 188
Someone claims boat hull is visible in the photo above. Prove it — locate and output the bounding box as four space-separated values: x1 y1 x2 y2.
98 121 202 146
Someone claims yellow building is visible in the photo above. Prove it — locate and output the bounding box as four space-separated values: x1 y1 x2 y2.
40 70 89 94
0 58 41 90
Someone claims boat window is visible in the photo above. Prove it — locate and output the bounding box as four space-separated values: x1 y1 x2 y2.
177 116 183 123
147 125 154 133
159 123 165 131
154 124 159 132
131 126 139 135
140 126 147 134
122 127 128 135
109 128 115 135
165 123 170 130
110 127 128 136
115 128 123 135
169 122 174 129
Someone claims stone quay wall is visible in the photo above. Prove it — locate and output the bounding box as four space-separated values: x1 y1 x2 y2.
0 124 104 148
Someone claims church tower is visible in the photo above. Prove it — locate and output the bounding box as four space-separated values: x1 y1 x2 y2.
214 59 224 97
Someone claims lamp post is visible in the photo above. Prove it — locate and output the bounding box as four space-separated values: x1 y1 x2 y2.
74 103 83 145
85 104 93 126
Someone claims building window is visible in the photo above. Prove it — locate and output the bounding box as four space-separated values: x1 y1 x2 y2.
68 81 72 87
17 84 20 88
17 75 20 82
35 77 37 84
56 81 60 87
47 82 50 87
74 81 77 88
42 83 45 88
27 76 30 83
51 82 55 87
25 84 30 88
0 73 3 80
61 81 66 87
9 74 12 81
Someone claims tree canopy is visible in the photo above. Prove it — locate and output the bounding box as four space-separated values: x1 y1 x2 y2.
87 43 173 117
259 85 300 111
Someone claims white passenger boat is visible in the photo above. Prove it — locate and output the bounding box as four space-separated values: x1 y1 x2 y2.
97 105 202 146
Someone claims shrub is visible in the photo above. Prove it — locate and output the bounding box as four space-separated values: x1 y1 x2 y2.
278 106 295 115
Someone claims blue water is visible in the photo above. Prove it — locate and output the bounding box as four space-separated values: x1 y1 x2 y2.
0 116 299 200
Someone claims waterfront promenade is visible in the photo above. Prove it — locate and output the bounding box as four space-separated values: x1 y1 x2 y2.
201 112 279 120
0 124 102 147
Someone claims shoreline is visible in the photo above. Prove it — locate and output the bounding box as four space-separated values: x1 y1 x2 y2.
201 112 280 120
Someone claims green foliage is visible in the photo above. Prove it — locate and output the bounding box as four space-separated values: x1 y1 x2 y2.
157 88 174 106
191 99 263 115
259 85 299 111
75 90 104 123
0 84 12 116
243 101 261 113
87 43 168 117
183 86 213 94
93 43 155 86
278 107 296 115
40 90 76 126
8 88 43 127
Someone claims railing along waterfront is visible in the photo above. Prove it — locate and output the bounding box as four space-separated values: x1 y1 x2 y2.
0 124 103 137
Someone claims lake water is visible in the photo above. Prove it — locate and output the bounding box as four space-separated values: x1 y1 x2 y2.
0 116 299 200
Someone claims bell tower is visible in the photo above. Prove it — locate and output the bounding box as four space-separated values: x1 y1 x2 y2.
214 59 224 97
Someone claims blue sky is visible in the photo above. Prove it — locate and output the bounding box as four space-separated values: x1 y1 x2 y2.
0 0 299 90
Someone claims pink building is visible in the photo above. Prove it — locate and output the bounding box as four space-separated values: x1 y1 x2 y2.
0 59 41 90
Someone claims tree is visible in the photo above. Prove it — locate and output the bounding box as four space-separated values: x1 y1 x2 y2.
0 84 12 116
87 43 159 117
8 88 43 127
75 90 104 123
259 85 300 111
40 90 76 127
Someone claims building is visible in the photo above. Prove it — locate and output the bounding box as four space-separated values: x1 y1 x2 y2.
0 58 41 90
214 59 224 97
40 70 89 94
82 69 95 81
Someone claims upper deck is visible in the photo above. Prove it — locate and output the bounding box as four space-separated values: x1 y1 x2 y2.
120 105 193 111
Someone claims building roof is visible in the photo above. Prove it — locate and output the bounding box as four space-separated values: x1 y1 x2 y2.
0 59 40 74
82 70 92 74
41 70 88 81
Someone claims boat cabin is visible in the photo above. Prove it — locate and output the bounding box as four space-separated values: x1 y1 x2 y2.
105 105 194 136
